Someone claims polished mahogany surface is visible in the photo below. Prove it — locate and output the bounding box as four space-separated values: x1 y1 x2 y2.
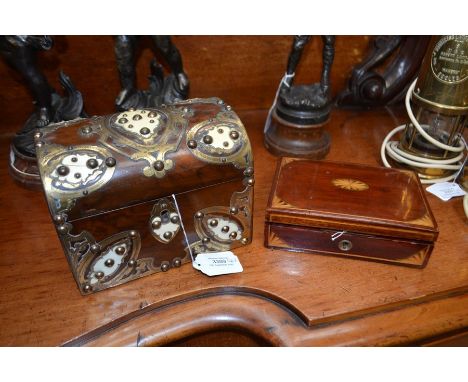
267 159 438 241
273 160 430 224
1 107 467 346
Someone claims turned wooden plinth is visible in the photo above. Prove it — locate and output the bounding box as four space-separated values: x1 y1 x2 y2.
264 109 330 159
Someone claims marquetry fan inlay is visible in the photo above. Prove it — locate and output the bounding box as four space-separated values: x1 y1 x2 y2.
332 178 369 191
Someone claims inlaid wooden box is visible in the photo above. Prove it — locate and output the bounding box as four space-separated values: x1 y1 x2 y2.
265 158 438 268
35 98 254 294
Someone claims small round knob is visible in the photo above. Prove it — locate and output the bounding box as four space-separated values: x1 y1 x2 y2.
229 130 239 140
90 244 100 253
82 126 92 134
128 259 137 267
115 246 125 255
53 214 65 224
173 258 182 267
57 165 69 176
187 140 197 149
140 127 150 135
105 157 116 167
203 135 213 144
161 262 170 272
244 167 254 177
153 160 165 171
104 259 115 267
86 158 98 169
57 225 68 234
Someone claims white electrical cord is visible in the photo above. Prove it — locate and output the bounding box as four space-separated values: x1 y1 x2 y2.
380 79 466 184
464 194 468 218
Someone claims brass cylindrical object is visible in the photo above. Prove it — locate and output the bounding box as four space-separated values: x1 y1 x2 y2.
412 36 468 115
399 35 467 178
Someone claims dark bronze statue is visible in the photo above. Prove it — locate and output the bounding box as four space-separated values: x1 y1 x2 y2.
0 36 54 128
114 35 189 110
0 35 85 187
278 35 335 123
264 35 335 159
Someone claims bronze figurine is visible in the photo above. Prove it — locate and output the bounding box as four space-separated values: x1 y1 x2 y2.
264 35 335 159
114 35 189 110
0 35 85 187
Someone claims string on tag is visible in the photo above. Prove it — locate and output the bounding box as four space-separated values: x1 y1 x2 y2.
263 72 295 134
331 231 346 241
171 194 194 262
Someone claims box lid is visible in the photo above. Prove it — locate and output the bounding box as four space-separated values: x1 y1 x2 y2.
266 158 438 242
35 98 253 222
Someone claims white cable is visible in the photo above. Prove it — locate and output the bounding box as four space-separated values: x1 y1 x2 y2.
464 195 468 218
380 78 466 184
406 80 464 153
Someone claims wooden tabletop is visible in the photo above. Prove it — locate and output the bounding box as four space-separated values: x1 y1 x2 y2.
0 107 467 346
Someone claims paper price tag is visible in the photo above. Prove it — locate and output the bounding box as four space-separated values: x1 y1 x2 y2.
192 251 243 276
426 182 466 201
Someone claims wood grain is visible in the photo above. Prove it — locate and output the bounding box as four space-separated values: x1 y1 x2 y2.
65 290 468 346
0 106 467 346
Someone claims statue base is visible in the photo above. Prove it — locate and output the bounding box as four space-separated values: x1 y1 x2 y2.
264 109 331 159
6 71 85 189
116 61 189 111
8 143 41 189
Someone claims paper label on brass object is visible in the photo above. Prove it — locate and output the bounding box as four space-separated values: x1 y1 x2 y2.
192 251 243 276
